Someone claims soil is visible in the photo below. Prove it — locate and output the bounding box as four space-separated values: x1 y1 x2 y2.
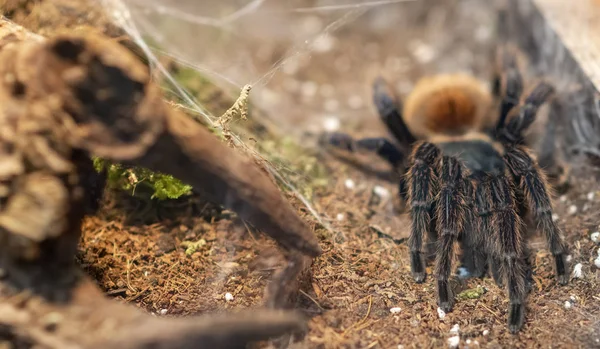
5 0 600 348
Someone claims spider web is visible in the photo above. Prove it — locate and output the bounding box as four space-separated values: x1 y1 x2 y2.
99 0 420 231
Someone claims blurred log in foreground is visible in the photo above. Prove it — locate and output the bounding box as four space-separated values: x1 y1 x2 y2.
0 17 320 348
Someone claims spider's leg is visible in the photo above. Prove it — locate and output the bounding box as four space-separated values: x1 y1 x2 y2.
434 156 466 311
495 46 524 130
475 178 502 284
459 179 487 278
488 175 528 333
407 142 440 283
505 146 569 285
373 76 416 147
320 133 406 168
503 82 555 140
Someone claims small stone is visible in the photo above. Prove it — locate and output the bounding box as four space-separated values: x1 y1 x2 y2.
373 185 390 199
397 346 405 349
437 307 446 320
159 309 168 315
345 179 355 189
466 339 472 345
588 192 596 201
591 232 600 244
482 329 490 336
336 213 345 221
568 205 578 215
566 255 573 262
311 34 335 53
448 335 460 348
225 292 234 302
572 263 583 278
560 195 568 203
457 267 471 279
552 213 559 222
594 250 600 269
390 307 402 314
564 300 572 309
323 116 340 132
450 324 460 334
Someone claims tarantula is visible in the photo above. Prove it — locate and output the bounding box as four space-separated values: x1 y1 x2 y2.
321 48 569 333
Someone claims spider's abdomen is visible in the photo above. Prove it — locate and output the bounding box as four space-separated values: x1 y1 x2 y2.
403 74 494 139
436 139 505 177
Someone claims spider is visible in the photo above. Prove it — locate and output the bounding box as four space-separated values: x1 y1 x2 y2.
320 47 569 333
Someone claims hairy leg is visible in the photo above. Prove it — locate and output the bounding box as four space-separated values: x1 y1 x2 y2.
488 175 528 333
372 76 416 148
495 46 524 130
434 156 466 311
407 142 440 283
320 132 406 168
459 179 488 278
505 146 569 285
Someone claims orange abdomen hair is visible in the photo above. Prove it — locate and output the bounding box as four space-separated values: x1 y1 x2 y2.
403 74 494 138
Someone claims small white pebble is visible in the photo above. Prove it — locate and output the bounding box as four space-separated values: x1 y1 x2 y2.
345 179 355 189
457 267 471 279
594 251 600 269
336 213 345 221
564 300 572 309
591 232 600 244
310 34 336 53
572 263 583 278
390 307 402 314
159 309 168 315
447 335 460 348
466 339 472 345
570 295 576 301
397 346 405 349
450 324 460 334
373 185 390 199
225 292 234 302
568 205 578 215
552 213 560 222
566 255 573 262
482 329 490 336
588 192 596 201
437 307 446 320
560 195 568 202
322 116 340 132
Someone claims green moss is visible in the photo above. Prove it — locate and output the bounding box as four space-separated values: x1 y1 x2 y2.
93 157 192 200
457 286 486 300
181 238 207 256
